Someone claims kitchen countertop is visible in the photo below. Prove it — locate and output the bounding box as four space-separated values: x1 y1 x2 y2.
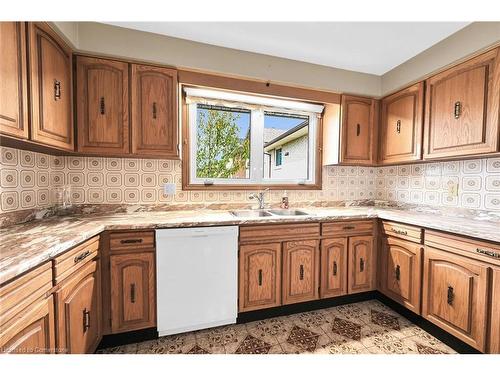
1 206 499 285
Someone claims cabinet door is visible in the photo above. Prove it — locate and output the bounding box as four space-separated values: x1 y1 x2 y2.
55 260 101 354
422 246 489 351
380 236 422 314
380 82 424 164
0 295 55 354
488 267 500 354
320 237 347 298
110 252 155 333
340 95 377 165
28 22 73 151
282 240 319 305
424 47 500 159
0 22 29 139
131 64 178 157
239 242 281 312
348 235 375 293
76 56 129 155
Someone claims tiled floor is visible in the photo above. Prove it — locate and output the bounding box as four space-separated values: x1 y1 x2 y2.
97 300 456 354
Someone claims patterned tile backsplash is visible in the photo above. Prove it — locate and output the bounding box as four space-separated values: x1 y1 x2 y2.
1 145 500 213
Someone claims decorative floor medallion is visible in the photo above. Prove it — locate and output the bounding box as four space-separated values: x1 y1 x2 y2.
370 309 401 331
331 317 362 341
234 335 272 354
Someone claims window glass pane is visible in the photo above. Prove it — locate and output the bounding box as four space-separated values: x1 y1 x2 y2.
263 112 309 180
196 104 251 179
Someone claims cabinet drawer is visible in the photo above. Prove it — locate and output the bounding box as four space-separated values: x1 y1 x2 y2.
239 223 320 243
425 230 500 266
381 221 422 243
52 236 99 284
322 220 373 236
109 231 155 252
0 262 52 326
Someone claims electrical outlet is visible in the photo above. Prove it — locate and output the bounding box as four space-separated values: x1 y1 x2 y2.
163 183 176 195
448 182 459 198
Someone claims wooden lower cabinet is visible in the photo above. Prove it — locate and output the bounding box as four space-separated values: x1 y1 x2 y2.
348 235 375 293
422 246 490 351
380 236 422 314
239 242 281 312
282 240 319 305
54 260 101 354
0 295 55 354
110 252 156 333
320 237 348 298
489 267 500 354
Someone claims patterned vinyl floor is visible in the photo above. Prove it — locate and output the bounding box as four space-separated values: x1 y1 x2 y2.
97 300 456 354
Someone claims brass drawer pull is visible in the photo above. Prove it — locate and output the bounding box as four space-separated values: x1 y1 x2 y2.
152 102 157 119
299 265 304 280
120 238 143 244
454 101 461 119
343 225 355 230
83 308 90 332
333 261 337 276
391 228 408 235
395 265 400 281
258 269 263 286
356 123 361 136
54 79 61 100
100 97 105 115
396 120 401 133
447 286 454 305
74 250 91 264
359 258 365 272
476 248 500 259
130 283 136 303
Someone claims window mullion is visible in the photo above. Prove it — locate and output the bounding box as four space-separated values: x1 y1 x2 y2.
250 109 264 184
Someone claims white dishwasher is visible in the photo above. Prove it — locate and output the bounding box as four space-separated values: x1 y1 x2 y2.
155 226 238 336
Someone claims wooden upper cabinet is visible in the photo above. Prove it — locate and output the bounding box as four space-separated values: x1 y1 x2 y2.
348 235 375 293
424 47 500 159
28 22 73 151
320 237 348 299
488 267 500 354
0 22 29 140
282 240 319 305
422 246 489 351
131 64 178 157
76 56 129 155
239 242 281 312
380 236 422 314
340 95 377 165
380 82 424 164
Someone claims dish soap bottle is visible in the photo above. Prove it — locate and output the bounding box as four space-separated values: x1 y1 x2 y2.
280 190 289 209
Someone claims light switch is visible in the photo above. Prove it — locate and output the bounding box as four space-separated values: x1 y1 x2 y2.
163 183 176 195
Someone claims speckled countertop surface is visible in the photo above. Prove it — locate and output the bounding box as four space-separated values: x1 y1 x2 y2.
1 206 499 285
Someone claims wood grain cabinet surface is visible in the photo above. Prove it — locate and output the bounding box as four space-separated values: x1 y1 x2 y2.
379 82 424 164
131 64 179 157
380 236 422 314
488 267 500 354
348 235 375 293
422 246 490 351
320 237 348 299
423 47 500 159
110 252 156 333
76 56 130 155
239 242 281 312
282 240 320 305
340 95 378 165
0 22 29 140
28 22 73 151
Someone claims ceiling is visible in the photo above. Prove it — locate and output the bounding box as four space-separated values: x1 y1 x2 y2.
104 22 470 75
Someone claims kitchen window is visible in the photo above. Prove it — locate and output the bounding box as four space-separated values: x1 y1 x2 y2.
183 87 324 189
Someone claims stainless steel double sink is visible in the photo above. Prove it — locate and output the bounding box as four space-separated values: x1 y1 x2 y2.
229 209 310 218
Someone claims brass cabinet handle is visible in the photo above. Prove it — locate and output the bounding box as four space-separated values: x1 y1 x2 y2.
359 258 365 272
299 264 304 280
100 97 105 115
120 238 143 244
83 308 90 332
130 283 136 303
343 225 355 230
447 286 454 305
258 269 263 286
356 123 361 136
74 250 91 264
391 228 408 235
333 261 337 276
476 248 500 259
152 102 157 119
54 80 61 101
395 265 400 281
396 120 401 133
454 101 461 119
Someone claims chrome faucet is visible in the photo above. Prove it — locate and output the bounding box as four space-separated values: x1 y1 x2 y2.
249 188 270 209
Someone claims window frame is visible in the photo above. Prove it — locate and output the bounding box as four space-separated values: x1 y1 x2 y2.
275 148 283 167
181 86 323 191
